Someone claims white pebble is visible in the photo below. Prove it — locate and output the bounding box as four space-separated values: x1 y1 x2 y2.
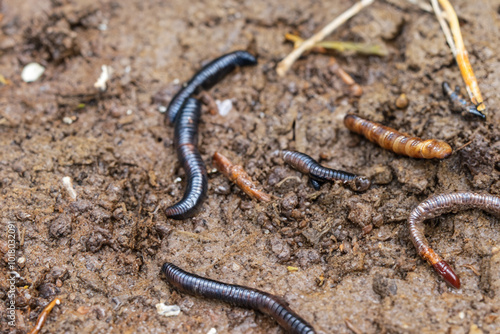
174 177 182 183
216 99 233 116
98 22 108 31
21 62 45 82
158 105 167 113
62 176 77 200
63 117 74 124
155 303 181 317
207 328 217 334
94 65 112 91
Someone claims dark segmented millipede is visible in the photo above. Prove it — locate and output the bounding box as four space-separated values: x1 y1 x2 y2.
164 98 208 219
442 82 485 119
166 50 257 123
280 150 371 192
344 114 453 159
408 192 500 288
161 262 316 334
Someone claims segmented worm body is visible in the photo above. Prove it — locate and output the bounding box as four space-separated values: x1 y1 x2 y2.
344 114 452 159
166 50 257 123
281 150 371 192
165 98 208 219
28 297 61 334
213 152 271 202
162 262 316 334
408 192 500 288
442 82 485 118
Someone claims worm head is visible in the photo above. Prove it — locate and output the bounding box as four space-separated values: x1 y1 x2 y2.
421 140 452 159
350 176 371 192
433 260 460 289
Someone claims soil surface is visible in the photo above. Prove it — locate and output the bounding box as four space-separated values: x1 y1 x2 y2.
1 0 500 333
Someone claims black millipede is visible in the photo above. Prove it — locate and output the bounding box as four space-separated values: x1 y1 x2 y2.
407 192 500 289
280 150 371 192
164 98 208 219
166 50 257 123
161 262 316 334
442 82 485 119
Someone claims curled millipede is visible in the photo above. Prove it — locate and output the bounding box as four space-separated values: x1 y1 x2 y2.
280 150 371 192
166 50 257 123
161 262 316 334
408 192 500 288
165 98 208 219
344 114 453 159
442 82 485 119
28 297 62 334
213 152 271 202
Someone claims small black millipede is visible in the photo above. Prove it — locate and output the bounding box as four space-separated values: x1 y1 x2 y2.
280 150 371 192
166 50 258 123
164 98 208 219
161 262 316 334
408 192 500 289
442 82 485 119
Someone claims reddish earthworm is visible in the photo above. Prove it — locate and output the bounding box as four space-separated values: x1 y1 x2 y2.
329 57 362 97
280 150 371 192
162 262 316 334
166 50 257 123
442 82 485 119
165 98 208 219
213 152 272 202
408 192 500 288
28 297 62 334
344 114 453 159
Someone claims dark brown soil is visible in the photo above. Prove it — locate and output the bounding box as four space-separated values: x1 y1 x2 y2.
1 0 500 333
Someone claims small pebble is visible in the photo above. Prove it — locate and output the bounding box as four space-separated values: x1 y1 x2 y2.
63 117 74 124
21 62 45 82
94 65 112 91
216 99 233 116
207 329 217 334
156 303 181 317
395 93 409 109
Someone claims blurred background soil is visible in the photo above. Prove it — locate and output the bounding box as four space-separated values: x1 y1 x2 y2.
1 0 500 333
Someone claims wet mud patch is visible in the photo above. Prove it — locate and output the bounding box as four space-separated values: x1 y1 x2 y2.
1 0 500 333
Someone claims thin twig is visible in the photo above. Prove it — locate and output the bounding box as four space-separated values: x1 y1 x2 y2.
434 0 486 112
407 0 434 13
276 0 375 76
430 0 456 56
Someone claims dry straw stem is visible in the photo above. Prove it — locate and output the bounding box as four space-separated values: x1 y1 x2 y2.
432 0 486 112
285 33 387 56
276 0 375 76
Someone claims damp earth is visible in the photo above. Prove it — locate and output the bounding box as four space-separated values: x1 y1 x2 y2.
1 0 500 333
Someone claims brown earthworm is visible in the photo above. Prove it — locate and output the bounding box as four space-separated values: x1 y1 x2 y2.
28 297 62 334
213 152 271 202
344 114 452 159
407 192 500 288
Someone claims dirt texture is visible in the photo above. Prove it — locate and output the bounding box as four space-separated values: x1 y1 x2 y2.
1 0 500 333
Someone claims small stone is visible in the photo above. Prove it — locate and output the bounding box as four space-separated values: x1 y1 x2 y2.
216 99 233 116
395 93 409 109
156 303 181 317
21 63 45 82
